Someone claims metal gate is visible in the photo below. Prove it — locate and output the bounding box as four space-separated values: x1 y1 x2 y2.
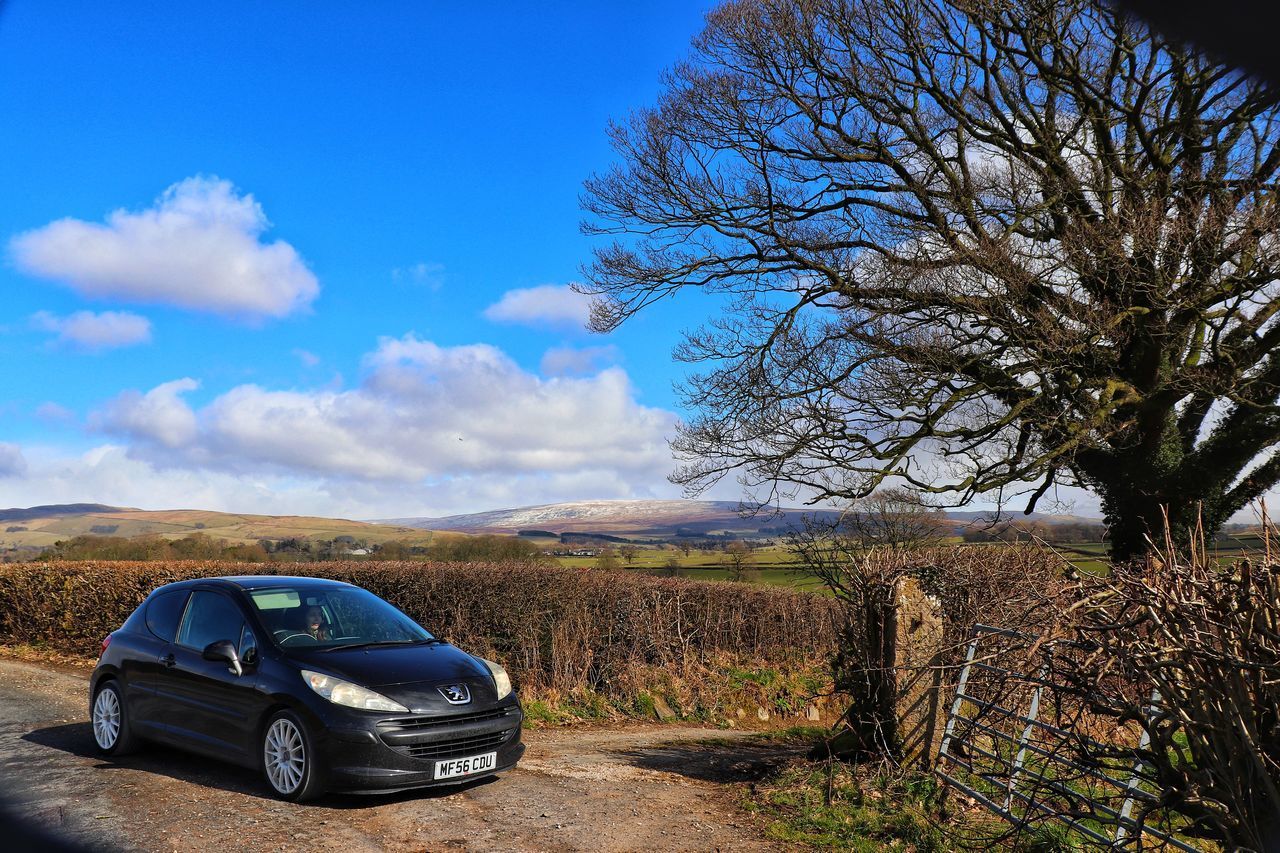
935 625 1200 850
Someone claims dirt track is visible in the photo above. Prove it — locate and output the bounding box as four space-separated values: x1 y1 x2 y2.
0 659 801 852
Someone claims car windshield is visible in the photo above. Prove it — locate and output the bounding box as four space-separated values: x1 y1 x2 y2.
248 585 434 650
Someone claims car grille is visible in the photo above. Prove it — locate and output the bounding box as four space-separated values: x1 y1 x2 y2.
376 708 518 761
397 730 513 760
377 707 514 733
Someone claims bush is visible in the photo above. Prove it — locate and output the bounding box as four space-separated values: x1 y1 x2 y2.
787 537 1069 759
421 534 547 562
1044 549 1280 848
904 545 1071 657
0 560 842 713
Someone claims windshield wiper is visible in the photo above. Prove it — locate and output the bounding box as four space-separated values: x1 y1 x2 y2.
324 638 442 652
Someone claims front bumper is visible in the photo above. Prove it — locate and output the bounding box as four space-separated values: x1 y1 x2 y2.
316 700 525 792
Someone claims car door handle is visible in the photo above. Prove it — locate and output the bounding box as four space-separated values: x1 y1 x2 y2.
160 654 176 668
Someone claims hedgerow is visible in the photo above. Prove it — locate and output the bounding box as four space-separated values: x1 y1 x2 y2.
0 560 842 719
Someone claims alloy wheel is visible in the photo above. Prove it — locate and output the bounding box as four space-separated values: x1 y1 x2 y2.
92 687 121 750
264 717 306 794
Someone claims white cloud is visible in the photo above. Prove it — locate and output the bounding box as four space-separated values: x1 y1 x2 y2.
31 310 152 351
292 348 321 367
483 284 593 330
540 344 620 376
93 378 200 449
92 335 677 490
391 262 445 289
0 443 26 478
0 437 1258 524
0 442 692 520
0 334 684 517
0 444 342 516
10 176 318 320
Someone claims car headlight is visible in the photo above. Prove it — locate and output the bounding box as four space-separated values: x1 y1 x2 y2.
480 658 512 700
300 670 409 713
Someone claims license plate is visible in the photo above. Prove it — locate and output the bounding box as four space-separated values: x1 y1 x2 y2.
434 751 497 780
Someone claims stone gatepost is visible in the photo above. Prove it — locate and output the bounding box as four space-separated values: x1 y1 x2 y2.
894 576 945 767
825 573 947 766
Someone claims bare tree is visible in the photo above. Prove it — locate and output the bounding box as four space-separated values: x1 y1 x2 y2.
845 487 946 549
721 540 754 580
618 544 640 565
594 546 620 571
663 555 682 577
582 0 1280 561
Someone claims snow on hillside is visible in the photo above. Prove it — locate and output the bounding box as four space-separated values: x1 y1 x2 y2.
377 499 1101 535
379 499 750 532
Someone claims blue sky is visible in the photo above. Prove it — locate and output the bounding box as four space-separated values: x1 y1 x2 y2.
0 1 712 410
0 1 1119 521
0 1 743 518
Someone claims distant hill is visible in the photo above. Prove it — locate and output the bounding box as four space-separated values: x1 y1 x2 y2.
0 504 448 551
0 500 1103 553
379 499 779 535
0 503 135 522
378 499 1098 537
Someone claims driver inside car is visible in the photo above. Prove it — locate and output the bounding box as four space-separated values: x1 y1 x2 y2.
304 605 331 641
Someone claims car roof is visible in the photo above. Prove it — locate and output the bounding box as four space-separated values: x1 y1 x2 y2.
154 575 356 593
218 575 356 590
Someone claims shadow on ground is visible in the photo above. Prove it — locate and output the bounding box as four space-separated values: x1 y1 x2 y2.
22 722 496 808
618 742 804 784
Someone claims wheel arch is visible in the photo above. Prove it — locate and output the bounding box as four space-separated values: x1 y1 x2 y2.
89 665 121 695
253 695 323 759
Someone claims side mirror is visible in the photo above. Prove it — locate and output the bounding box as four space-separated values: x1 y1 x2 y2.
202 639 243 677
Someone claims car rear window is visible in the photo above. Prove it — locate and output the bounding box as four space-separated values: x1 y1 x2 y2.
145 590 189 642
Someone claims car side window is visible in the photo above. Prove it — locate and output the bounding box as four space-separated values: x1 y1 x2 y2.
176 591 246 651
239 623 259 665
145 590 190 642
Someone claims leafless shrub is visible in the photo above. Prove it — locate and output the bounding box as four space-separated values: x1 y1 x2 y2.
1037 524 1280 849
793 510 1070 646
0 560 843 711
791 513 1070 757
843 488 948 551
907 545 1073 659
789 524 895 754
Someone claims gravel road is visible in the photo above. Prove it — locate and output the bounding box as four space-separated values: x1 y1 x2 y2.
0 659 799 852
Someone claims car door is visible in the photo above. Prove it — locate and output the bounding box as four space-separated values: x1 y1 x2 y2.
125 588 191 736
152 589 265 764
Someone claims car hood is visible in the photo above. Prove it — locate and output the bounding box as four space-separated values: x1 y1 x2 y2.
286 642 490 690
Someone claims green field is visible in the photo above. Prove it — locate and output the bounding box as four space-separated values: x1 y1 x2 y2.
648 567 830 592
546 532 1275 593
549 543 800 570
541 542 830 590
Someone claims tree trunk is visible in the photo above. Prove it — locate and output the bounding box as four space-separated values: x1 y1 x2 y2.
1100 483 1211 564
1086 415 1222 563
1102 497 1172 564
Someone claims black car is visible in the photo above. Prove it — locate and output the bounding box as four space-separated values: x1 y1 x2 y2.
89 575 524 801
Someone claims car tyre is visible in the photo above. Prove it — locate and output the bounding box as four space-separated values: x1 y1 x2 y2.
261 709 326 802
91 680 138 756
